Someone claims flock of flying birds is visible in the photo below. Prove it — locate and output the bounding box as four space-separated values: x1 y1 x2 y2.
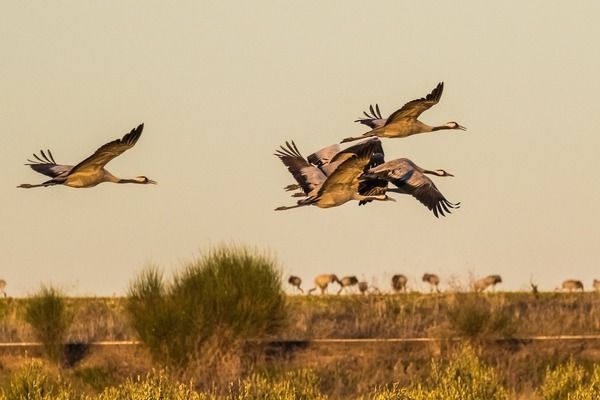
274 82 466 217
16 82 465 219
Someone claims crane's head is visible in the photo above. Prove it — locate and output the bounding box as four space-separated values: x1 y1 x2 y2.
434 169 454 177
445 121 467 131
135 176 157 184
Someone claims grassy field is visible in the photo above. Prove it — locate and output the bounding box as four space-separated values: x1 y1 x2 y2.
1 292 600 399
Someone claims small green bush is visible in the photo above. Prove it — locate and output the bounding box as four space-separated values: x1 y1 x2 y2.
127 245 286 368
24 286 73 364
0 360 74 400
372 345 509 400
539 360 600 400
446 294 516 340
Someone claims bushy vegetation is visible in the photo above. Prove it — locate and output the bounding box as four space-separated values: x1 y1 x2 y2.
372 345 509 400
446 293 516 340
126 245 286 368
0 360 74 400
539 360 600 400
23 286 73 364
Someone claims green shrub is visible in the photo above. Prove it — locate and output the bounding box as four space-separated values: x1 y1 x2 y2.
446 294 516 340
372 345 508 400
24 286 73 364
0 360 74 400
127 245 286 368
228 369 326 400
539 360 600 400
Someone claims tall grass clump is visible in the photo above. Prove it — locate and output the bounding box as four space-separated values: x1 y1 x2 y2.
446 293 516 340
372 345 508 400
127 245 286 370
539 360 600 400
24 286 73 364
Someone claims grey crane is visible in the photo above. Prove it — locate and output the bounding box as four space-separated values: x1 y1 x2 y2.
422 273 441 293
274 138 394 210
473 275 502 292
337 276 359 294
358 281 369 294
0 279 6 298
341 82 466 143
359 158 459 217
288 275 303 293
18 124 156 189
392 274 408 293
308 274 341 295
562 279 584 292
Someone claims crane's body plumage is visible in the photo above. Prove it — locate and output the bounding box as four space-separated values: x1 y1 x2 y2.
342 82 466 143
18 124 156 189
274 138 393 210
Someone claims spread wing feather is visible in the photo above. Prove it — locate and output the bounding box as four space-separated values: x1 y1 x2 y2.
68 123 144 175
385 82 444 124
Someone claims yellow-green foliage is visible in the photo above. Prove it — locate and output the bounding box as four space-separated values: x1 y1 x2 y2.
227 369 327 400
540 360 600 400
372 345 508 400
0 360 74 400
93 370 207 400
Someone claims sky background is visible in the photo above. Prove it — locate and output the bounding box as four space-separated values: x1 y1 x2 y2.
1 1 599 296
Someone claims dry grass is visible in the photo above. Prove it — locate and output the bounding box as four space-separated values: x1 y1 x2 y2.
2 292 600 398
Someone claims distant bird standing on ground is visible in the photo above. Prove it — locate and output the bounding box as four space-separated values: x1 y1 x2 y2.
358 281 369 294
274 138 394 210
0 279 6 297
473 275 502 292
562 279 584 292
422 273 441 292
594 279 600 292
18 124 157 189
392 274 408 293
337 276 359 294
359 158 459 217
288 275 303 293
342 82 466 143
308 274 341 295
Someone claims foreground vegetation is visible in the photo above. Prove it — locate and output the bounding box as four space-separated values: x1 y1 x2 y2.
2 346 600 399
1 245 600 398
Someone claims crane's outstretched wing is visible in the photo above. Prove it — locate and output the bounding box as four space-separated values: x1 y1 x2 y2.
385 82 444 124
24 149 73 178
307 143 342 176
68 123 144 175
354 104 386 129
275 141 326 197
366 158 459 217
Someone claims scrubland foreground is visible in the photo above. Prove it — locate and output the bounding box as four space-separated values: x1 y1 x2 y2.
1 293 600 399
1 246 600 399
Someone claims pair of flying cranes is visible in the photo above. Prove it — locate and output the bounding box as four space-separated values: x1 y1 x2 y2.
18 82 465 219
274 82 466 217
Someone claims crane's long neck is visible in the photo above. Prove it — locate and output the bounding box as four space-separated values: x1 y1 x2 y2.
117 178 144 184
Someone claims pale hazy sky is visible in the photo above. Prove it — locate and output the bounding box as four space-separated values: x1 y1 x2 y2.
2 2 599 296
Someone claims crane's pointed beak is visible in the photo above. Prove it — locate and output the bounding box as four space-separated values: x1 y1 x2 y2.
148 179 158 185
458 124 467 131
